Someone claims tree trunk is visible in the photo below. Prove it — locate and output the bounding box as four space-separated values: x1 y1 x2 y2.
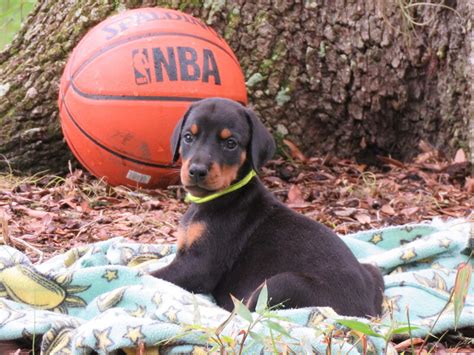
0 0 472 175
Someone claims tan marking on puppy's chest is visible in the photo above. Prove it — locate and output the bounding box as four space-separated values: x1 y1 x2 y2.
177 222 207 250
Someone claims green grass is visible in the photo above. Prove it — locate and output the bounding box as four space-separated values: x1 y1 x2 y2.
0 0 36 50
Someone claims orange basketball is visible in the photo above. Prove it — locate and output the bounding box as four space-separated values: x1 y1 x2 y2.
58 7 247 188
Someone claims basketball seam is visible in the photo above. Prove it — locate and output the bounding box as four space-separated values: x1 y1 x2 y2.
70 31 240 88
61 96 179 169
71 82 204 102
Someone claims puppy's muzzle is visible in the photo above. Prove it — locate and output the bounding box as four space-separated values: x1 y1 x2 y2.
188 163 209 184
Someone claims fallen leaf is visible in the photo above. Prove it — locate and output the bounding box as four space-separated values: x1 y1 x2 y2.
421 163 442 172
393 338 424 351
376 155 406 169
283 139 307 163
418 140 436 153
263 176 284 186
381 204 395 215
464 178 474 193
355 213 371 224
356 164 367 173
40 213 54 233
287 184 305 204
454 149 467 163
334 208 357 217
401 207 419 216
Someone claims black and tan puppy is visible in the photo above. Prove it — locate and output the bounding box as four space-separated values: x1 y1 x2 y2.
152 97 384 317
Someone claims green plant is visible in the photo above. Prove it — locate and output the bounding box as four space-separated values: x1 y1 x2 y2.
336 317 420 354
167 284 305 354
0 0 36 49
336 258 472 354
452 258 472 329
417 255 473 353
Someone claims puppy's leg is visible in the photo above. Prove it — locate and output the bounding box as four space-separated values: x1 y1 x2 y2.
246 272 380 317
246 272 327 311
361 263 385 315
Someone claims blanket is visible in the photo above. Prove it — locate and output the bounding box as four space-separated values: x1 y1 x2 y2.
0 218 471 354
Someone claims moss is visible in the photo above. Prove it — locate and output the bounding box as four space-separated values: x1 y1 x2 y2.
20 98 36 111
9 88 26 105
124 0 144 8
46 43 64 61
258 59 274 77
272 39 287 60
257 37 287 78
46 121 62 138
0 107 15 126
177 0 202 11
91 4 117 22
254 10 268 27
203 0 225 25
319 41 326 58
275 86 291 106
224 8 240 40
155 1 173 9
246 73 264 88
112 0 122 9
0 102 11 117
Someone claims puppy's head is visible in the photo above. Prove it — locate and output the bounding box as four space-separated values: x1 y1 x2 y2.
171 98 275 197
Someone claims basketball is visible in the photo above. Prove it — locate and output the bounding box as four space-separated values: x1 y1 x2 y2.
58 7 247 188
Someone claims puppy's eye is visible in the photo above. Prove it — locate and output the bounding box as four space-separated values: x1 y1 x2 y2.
225 138 238 150
183 133 194 144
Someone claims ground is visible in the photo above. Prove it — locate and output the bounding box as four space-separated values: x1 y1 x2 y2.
0 141 473 353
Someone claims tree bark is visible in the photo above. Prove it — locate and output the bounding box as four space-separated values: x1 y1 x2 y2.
0 0 472 174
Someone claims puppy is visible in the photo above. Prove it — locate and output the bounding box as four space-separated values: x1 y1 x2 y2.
152 97 384 317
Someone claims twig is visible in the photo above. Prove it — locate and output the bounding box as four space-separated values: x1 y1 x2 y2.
74 216 104 240
393 337 424 351
427 329 449 355
1 214 12 246
407 306 416 354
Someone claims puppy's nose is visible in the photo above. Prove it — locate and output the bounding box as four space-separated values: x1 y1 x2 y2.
189 163 209 183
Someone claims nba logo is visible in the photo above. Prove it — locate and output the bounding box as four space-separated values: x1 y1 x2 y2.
132 48 151 85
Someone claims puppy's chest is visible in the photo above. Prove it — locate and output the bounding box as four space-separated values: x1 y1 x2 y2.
176 204 252 251
176 219 207 250
176 206 212 250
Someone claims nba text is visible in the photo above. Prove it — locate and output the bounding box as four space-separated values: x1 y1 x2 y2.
132 46 221 85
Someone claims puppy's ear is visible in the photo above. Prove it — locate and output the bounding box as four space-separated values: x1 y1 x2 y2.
244 108 276 171
170 104 193 163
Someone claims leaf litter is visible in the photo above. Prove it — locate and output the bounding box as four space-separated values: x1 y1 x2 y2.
0 141 472 352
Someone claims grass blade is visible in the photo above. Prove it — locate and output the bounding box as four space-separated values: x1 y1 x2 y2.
264 320 292 338
231 295 253 323
335 319 383 338
215 309 237 336
255 283 268 313
453 261 472 330
391 325 420 334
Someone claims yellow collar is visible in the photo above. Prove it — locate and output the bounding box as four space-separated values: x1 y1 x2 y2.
185 170 257 204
